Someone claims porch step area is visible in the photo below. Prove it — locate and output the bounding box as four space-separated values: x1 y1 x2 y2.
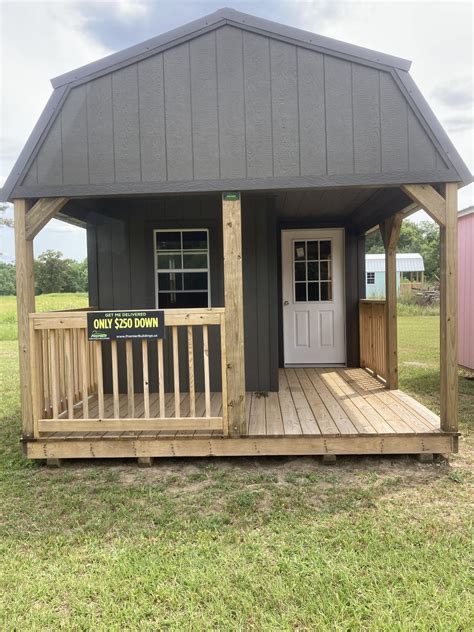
45 368 440 440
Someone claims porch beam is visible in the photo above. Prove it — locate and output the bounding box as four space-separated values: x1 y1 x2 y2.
401 184 446 226
25 197 69 240
379 213 403 389
14 199 35 438
440 183 458 432
222 192 246 436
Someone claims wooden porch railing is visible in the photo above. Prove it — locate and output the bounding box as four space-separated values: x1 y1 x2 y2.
29 308 228 437
359 300 386 381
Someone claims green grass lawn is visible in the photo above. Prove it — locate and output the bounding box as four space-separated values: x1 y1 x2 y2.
0 295 473 629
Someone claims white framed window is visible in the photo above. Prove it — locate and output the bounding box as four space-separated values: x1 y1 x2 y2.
154 229 210 309
367 272 375 285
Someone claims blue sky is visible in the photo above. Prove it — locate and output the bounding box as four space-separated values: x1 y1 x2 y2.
1 0 473 263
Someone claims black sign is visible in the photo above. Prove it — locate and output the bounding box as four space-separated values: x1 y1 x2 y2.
87 310 165 341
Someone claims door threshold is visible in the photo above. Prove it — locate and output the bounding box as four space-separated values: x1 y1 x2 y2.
284 363 347 368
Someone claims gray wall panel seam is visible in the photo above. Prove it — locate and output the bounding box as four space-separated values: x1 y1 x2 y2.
85 86 91 184
188 42 195 181
214 30 221 180
241 30 248 179
406 90 410 171
269 38 275 178
162 54 169 181
322 55 328 175
296 47 301 177
136 63 143 183
350 63 355 174
59 110 64 184
377 71 382 173
111 74 116 184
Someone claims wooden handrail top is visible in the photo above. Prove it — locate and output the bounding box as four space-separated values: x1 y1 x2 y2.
359 299 386 305
30 307 226 329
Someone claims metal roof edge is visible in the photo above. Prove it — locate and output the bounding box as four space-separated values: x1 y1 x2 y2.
51 7 411 89
393 69 473 188
459 206 474 218
1 85 69 202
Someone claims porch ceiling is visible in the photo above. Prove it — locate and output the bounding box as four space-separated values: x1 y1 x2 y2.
55 185 413 235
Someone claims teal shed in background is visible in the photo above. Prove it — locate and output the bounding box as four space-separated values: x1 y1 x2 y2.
365 253 424 298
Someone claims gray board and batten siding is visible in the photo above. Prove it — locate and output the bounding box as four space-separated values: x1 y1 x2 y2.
85 195 362 393
4 7 471 201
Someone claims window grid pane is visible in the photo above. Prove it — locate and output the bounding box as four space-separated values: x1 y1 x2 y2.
293 238 333 303
155 229 210 308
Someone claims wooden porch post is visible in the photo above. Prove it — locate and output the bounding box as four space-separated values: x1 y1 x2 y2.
14 199 35 438
440 183 458 432
402 183 458 433
379 213 403 389
222 192 246 436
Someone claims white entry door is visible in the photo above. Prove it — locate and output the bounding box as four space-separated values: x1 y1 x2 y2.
282 229 346 365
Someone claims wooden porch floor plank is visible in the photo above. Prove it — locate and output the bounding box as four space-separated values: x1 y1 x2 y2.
305 369 358 435
248 393 266 435
322 369 391 434
278 369 303 435
294 369 339 435
265 391 285 435
387 389 440 430
341 369 416 434
285 369 321 435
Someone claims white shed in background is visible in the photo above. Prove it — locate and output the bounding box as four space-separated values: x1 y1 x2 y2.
366 253 425 297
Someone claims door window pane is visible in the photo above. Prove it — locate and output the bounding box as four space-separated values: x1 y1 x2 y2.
320 282 332 301
320 261 332 281
295 262 306 281
294 242 306 260
295 283 307 302
307 261 319 281
308 282 320 301
319 240 332 259
307 241 318 260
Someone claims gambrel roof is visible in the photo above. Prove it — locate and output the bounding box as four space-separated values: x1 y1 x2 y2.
2 7 471 201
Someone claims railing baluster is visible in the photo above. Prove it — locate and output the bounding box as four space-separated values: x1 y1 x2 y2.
187 325 196 418
142 340 150 418
50 330 59 419
203 324 211 418
126 340 135 418
65 329 74 419
80 328 89 418
157 338 165 418
42 330 50 417
95 342 104 418
172 326 180 418
111 340 120 419
220 315 228 435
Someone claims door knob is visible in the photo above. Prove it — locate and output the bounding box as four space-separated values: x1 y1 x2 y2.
284 300 289 306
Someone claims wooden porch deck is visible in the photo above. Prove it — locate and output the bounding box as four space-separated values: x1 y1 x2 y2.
25 368 456 460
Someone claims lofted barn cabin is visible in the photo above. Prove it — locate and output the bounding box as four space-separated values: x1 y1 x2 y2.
3 8 471 463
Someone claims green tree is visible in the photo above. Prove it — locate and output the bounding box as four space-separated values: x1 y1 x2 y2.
0 262 16 295
35 251 88 294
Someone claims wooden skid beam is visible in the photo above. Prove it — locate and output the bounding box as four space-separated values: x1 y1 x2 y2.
38 417 224 433
25 434 456 460
401 184 446 226
25 197 69 240
222 192 246 436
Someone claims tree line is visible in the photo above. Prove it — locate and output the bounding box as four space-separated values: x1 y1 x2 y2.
365 220 440 282
0 250 88 295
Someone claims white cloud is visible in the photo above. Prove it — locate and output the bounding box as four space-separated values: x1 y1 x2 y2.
115 0 151 19
297 0 474 209
0 0 111 184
